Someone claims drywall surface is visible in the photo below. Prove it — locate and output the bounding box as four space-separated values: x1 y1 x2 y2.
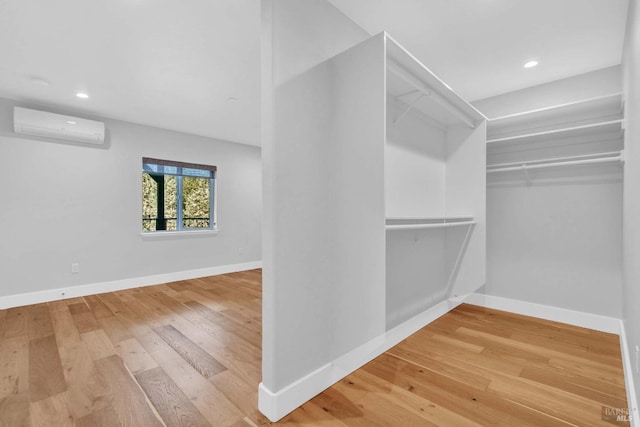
271 0 369 86
261 0 371 394
623 0 640 414
445 123 487 298
386 228 447 329
0 97 262 297
385 102 446 218
385 139 445 215
486 169 622 317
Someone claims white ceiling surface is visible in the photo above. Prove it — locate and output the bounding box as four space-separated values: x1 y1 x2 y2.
328 0 629 102
0 0 261 146
0 1 629 147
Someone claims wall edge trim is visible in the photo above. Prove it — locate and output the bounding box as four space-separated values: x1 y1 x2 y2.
258 297 462 421
259 292 636 423
464 293 621 333
620 321 640 426
0 260 263 309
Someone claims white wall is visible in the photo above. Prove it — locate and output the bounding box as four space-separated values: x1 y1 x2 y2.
0 97 262 299
476 69 623 318
445 123 487 298
261 0 370 394
385 101 447 218
270 0 369 86
486 170 622 317
623 0 640 414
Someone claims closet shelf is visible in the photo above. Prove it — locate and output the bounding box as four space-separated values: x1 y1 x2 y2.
385 34 486 130
486 119 624 145
486 151 624 173
386 217 476 231
488 93 623 125
387 61 476 129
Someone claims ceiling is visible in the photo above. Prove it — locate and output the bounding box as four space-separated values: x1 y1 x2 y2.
0 0 261 146
329 0 629 102
0 1 629 147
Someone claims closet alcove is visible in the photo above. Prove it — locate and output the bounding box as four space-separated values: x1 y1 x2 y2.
483 89 624 318
384 37 486 328
486 92 625 175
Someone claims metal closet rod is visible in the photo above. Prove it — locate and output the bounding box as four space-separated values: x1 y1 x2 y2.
386 61 477 129
486 151 624 174
386 221 476 231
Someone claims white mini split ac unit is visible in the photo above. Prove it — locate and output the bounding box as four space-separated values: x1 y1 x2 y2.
13 107 105 145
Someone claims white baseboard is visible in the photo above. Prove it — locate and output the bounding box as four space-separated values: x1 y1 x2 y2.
464 293 621 334
259 364 334 422
0 260 263 309
620 321 640 427
258 297 463 422
259 291 637 423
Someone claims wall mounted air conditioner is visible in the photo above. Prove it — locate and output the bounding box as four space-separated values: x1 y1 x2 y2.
13 107 105 145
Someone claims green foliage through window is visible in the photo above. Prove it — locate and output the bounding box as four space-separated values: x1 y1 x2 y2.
142 158 216 232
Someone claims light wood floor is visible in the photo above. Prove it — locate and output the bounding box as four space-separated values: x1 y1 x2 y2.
0 269 629 426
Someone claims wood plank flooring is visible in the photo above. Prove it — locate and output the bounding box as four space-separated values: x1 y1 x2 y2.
0 269 629 426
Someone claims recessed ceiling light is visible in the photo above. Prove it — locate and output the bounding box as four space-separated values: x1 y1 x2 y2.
76 92 89 99
227 97 238 102
523 60 539 69
66 121 77 125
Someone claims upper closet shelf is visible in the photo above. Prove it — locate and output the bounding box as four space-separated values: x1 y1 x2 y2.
489 93 623 124
487 93 624 141
386 217 475 231
486 119 624 145
385 34 486 130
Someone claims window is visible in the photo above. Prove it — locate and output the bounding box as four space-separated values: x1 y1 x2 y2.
142 157 217 232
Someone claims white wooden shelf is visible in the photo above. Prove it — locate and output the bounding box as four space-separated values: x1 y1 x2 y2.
385 34 486 130
488 93 623 124
487 93 623 141
486 119 624 145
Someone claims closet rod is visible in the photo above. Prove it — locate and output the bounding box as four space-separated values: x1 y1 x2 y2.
386 61 476 129
486 153 623 174
386 221 476 231
488 151 622 170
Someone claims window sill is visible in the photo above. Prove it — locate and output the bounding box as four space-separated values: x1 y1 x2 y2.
140 229 219 239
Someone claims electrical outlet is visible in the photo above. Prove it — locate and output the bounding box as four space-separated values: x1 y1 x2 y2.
71 263 80 274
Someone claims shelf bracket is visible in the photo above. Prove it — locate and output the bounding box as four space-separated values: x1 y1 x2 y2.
394 93 425 127
387 60 477 129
